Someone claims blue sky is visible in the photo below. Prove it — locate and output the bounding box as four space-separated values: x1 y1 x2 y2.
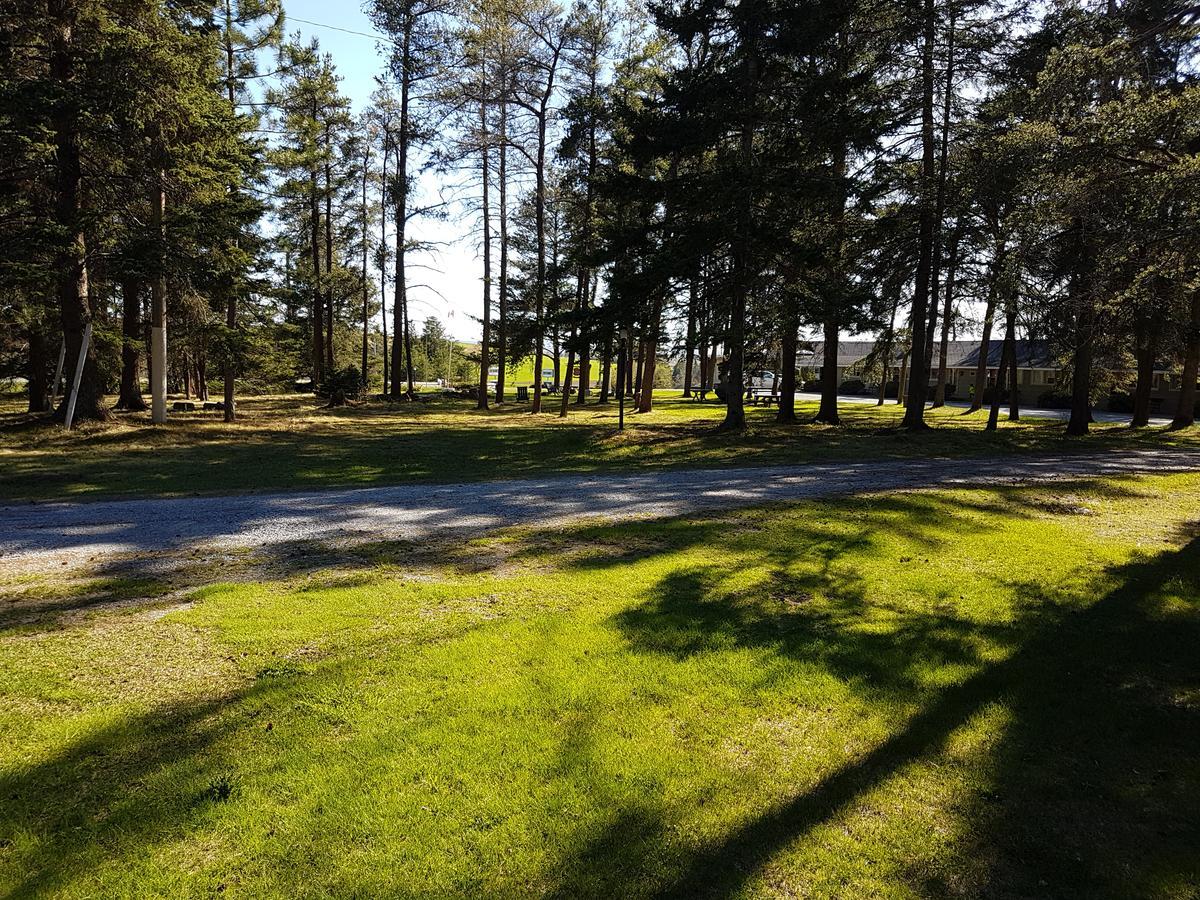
280 1 483 341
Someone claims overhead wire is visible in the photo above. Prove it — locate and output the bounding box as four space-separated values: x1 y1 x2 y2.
286 15 397 47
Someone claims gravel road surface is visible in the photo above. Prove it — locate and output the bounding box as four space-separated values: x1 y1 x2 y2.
2 449 1198 575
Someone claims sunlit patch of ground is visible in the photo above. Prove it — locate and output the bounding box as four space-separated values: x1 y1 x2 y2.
1 472 1197 897
1 391 1196 502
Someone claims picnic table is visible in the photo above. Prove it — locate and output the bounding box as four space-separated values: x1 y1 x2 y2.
748 388 781 406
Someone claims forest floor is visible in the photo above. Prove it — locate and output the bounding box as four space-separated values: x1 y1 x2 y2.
1 470 1198 897
1 390 1197 503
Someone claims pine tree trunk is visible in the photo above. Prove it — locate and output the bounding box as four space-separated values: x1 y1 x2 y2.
223 296 236 419
614 331 627 399
706 336 719 393
1169 292 1199 429
559 277 584 418
933 222 960 407
634 338 645 396
310 166 325 388
878 293 898 407
776 314 798 424
922 7 956 393
222 12 239 422
196 355 209 402
639 347 657 412
552 328 561 392
970 241 1003 413
50 0 106 424
325 168 335 378
1007 297 1020 422
575 273 594 406
1066 273 1094 436
638 295 664 413
478 81 492 410
150 174 168 423
117 277 147 411
1130 310 1160 428
815 316 840 425
902 0 938 430
722 29 757 433
392 17 413 400
576 341 590 404
495 84 509 405
598 331 612 403
27 327 51 413
987 312 1014 432
380 131 390 397
531 87 554 414
683 279 698 398
361 142 371 390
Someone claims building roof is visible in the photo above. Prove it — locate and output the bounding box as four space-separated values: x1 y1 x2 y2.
795 339 1059 371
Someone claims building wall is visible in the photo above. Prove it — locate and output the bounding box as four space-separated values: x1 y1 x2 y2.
951 367 1057 402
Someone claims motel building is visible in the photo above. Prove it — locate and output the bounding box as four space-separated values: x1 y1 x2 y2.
792 339 1192 417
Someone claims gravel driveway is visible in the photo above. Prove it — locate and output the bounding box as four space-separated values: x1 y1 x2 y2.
2 449 1198 575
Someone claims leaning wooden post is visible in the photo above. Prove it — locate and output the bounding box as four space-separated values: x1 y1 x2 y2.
50 338 66 403
63 322 91 430
150 173 168 424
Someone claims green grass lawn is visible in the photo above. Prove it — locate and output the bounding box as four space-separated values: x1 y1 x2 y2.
0 391 1196 503
2 473 1197 897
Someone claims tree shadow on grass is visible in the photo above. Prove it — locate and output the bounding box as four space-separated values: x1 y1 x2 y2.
616 565 1018 703
942 558 1200 897
0 662 336 899
0 576 172 634
554 536 1200 899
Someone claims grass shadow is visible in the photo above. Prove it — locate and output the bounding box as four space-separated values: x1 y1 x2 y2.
544 536 1200 898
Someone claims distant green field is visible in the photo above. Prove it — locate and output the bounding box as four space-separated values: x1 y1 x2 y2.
489 356 618 387
2 472 1197 896
1 391 1196 503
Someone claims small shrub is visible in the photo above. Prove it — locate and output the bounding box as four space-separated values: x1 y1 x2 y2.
1037 389 1073 409
1107 391 1134 413
839 379 866 395
318 366 364 406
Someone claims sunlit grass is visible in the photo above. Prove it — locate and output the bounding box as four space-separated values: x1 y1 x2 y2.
1 473 1197 896
1 391 1196 502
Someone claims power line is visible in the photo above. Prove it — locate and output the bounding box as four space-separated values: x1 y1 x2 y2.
287 15 397 47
